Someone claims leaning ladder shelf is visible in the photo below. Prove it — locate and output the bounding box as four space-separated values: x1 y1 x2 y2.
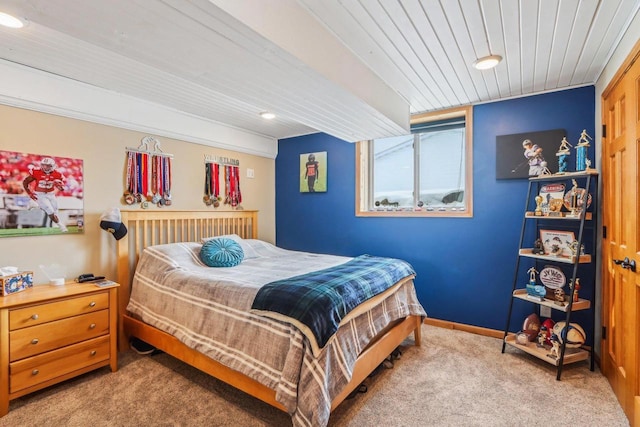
501 170 598 380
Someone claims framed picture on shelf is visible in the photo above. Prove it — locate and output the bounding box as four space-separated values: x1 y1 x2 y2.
539 229 575 257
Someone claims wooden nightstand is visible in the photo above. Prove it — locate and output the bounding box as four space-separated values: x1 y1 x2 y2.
0 281 118 416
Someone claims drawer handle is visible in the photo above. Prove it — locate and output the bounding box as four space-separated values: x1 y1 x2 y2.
89 301 96 307
90 350 97 356
32 369 39 376
89 323 96 329
31 338 39 345
31 314 39 320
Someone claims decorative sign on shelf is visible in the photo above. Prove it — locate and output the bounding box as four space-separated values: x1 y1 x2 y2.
537 183 565 216
539 265 565 290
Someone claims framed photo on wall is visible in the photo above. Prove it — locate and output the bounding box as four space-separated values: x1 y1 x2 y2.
496 129 566 179
0 150 84 237
300 151 327 193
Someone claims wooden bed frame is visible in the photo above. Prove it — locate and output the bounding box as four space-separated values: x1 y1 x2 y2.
116 210 422 413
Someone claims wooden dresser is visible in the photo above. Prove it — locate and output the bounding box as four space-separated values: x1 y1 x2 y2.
0 282 118 416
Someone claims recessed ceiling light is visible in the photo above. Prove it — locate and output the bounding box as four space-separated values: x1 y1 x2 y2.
259 111 276 120
473 55 502 70
0 12 25 29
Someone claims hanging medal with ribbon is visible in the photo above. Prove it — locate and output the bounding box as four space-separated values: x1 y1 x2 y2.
151 154 161 204
224 165 242 207
136 152 144 203
162 155 172 206
203 161 220 207
123 151 136 205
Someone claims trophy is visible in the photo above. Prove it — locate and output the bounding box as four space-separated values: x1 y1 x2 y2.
575 129 592 171
564 179 589 218
555 137 572 173
534 195 543 216
526 267 546 301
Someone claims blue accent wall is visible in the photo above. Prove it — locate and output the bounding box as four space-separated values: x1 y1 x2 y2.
276 86 596 335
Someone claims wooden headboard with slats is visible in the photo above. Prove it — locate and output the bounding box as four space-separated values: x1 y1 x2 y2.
115 210 258 349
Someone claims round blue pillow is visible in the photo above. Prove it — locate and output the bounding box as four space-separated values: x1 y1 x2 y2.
200 237 244 267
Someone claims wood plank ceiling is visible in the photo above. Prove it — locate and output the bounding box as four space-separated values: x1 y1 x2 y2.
0 0 638 143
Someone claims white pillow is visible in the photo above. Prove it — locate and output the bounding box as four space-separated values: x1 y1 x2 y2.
201 234 259 259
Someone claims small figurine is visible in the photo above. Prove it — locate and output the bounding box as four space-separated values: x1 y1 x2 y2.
577 129 592 146
568 240 580 257
548 333 561 359
537 326 548 348
570 278 581 302
528 267 538 284
554 288 566 306
585 158 592 170
532 238 545 255
557 137 572 154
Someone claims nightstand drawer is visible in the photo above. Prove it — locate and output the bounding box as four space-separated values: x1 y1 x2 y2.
9 292 109 331
10 310 109 361
10 335 110 394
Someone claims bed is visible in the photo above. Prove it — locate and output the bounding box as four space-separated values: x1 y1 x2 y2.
116 210 426 427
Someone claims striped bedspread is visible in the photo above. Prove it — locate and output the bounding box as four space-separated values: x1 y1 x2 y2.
126 240 426 427
252 255 416 355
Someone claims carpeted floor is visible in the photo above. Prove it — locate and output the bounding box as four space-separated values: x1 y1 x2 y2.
0 324 629 426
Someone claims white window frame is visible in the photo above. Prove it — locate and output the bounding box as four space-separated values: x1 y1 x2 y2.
356 106 473 217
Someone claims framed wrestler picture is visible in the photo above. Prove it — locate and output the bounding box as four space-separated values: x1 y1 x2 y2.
300 151 327 193
0 150 84 237
496 129 566 179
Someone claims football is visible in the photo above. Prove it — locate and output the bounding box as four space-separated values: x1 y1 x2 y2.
522 313 541 342
552 321 586 348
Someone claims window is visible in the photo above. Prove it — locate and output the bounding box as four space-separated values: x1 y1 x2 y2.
356 106 472 217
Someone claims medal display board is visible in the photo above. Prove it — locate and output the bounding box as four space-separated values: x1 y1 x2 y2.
124 136 173 208
203 155 242 208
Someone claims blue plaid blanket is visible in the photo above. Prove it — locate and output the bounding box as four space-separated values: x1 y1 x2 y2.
251 255 416 350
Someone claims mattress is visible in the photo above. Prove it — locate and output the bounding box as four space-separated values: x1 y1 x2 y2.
127 239 426 426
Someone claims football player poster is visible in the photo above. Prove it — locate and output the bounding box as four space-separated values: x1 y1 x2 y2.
300 151 327 193
0 150 84 237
